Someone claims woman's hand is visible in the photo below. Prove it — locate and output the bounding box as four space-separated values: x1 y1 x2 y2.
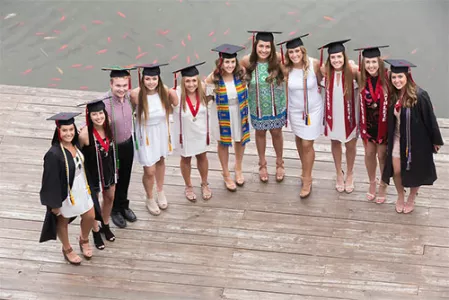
51 208 61 216
434 145 441 153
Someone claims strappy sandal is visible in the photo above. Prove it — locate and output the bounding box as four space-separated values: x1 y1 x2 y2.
375 182 387 204
335 170 345 193
299 177 312 199
344 171 355 194
201 182 212 201
92 230 105 250
78 237 93 260
62 247 81 265
146 196 161 215
366 180 377 201
157 190 168 210
235 169 245 187
258 161 268 183
185 185 197 202
222 174 237 192
100 223 115 242
395 200 405 213
275 160 285 182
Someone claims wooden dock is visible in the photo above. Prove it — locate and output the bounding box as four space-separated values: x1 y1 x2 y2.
1 84 449 299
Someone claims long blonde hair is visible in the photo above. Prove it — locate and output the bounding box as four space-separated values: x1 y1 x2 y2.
285 46 310 78
180 75 207 111
137 75 169 125
388 72 417 108
325 52 354 100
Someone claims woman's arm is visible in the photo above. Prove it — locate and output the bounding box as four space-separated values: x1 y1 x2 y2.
78 126 89 148
130 87 139 108
168 85 179 107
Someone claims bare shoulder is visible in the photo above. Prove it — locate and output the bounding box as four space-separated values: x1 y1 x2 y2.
205 72 214 84
79 126 89 147
240 55 250 68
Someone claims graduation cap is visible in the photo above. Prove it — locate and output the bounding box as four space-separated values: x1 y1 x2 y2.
136 63 168 77
248 30 282 43
353 45 389 71
47 112 80 126
318 39 350 66
172 62 206 88
77 97 110 125
101 66 135 78
385 59 416 74
212 44 245 59
276 33 309 64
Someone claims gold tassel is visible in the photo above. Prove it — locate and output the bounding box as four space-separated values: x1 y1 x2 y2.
146 135 150 146
70 193 75 205
87 185 91 195
168 142 172 152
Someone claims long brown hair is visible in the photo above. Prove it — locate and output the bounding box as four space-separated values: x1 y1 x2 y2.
285 46 310 77
388 72 417 108
137 75 170 125
359 57 388 93
180 75 207 111
245 39 284 85
212 57 245 92
87 110 113 145
325 51 354 100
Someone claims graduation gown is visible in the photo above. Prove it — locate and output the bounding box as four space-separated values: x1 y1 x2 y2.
382 88 444 187
39 144 103 243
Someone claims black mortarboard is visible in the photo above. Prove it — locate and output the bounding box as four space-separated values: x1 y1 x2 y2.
46 112 80 126
136 63 169 77
319 39 351 54
385 59 417 74
248 30 282 43
101 66 135 78
354 45 389 58
172 62 206 77
212 44 245 59
277 34 309 49
77 98 107 112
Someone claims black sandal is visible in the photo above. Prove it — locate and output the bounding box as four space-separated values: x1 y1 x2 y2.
100 223 116 242
92 230 105 250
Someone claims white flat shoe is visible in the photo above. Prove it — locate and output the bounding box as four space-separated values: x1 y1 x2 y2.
157 191 168 210
146 197 161 216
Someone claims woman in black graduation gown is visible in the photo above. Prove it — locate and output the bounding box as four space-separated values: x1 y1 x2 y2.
382 60 444 214
79 98 117 250
39 113 101 265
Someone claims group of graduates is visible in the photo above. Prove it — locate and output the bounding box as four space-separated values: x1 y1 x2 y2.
39 30 444 265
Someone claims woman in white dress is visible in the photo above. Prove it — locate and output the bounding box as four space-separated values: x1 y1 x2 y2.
205 44 250 191
319 39 359 193
131 63 176 216
39 113 96 265
278 34 323 198
171 62 213 201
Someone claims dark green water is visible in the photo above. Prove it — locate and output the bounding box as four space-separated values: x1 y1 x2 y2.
1 0 448 116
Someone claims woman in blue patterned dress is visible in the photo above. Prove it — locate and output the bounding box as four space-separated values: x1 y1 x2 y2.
240 31 287 183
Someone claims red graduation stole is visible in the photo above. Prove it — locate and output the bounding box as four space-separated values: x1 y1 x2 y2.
324 71 356 139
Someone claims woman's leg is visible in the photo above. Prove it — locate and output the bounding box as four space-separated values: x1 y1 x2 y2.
331 140 344 192
344 138 358 193
299 139 315 198
143 165 160 215
79 207 95 258
234 141 246 186
57 215 82 263
295 137 304 180
392 157 405 213
196 152 212 200
102 186 115 225
364 141 378 200
181 156 196 201
218 143 236 191
404 187 419 214
270 127 285 182
255 129 268 182
155 157 168 209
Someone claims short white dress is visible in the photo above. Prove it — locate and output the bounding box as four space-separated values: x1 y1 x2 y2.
172 88 209 157
60 150 94 218
288 59 324 140
207 82 243 142
134 93 169 167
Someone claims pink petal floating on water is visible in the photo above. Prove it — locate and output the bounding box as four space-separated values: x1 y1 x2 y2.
107 37 111 43
80 86 88 90
153 59 158 64
186 56 190 64
35 32 45 36
138 46 142 53
122 32 128 39
155 44 164 48
223 28 230 35
84 65 94 70
170 54 178 61
411 48 418 54
287 11 297 15
181 40 186 47
60 15 65 21
48 83 57 87
59 44 68 51
195 53 199 60
208 31 215 37
71 64 82 68
158 29 169 35
81 25 87 31
96 49 108 54
92 20 103 24
289 31 296 35
22 68 32 75
296 19 301 22
187 33 191 41
225 2 230 6
53 30 61 34
135 52 148 59
117 11 126 18
323 16 334 21
51 77 61 81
